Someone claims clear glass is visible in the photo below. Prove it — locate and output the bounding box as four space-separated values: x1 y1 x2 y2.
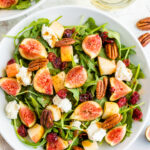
91 0 136 10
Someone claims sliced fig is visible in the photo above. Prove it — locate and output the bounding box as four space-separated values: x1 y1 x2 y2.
105 125 126 146
110 77 132 101
46 137 68 150
65 65 87 88
0 77 21 96
0 0 18 8
6 63 19 77
82 34 102 59
19 102 36 128
19 38 48 60
33 67 53 95
70 101 103 121
145 126 150 142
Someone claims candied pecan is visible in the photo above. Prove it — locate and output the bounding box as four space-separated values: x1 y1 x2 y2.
40 109 53 128
96 77 108 100
102 114 122 129
105 42 118 60
55 38 76 47
28 58 48 71
138 33 150 47
136 17 150 30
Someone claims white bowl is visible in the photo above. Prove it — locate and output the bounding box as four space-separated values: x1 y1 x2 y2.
0 0 46 21
0 5 150 150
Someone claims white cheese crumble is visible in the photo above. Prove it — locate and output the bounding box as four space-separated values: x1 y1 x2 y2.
73 54 79 64
52 95 72 113
71 121 81 128
115 60 132 81
5 100 20 119
16 66 32 86
87 122 106 142
41 24 58 48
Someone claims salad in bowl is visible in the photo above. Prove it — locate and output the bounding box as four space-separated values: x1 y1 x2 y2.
0 16 145 150
0 0 40 10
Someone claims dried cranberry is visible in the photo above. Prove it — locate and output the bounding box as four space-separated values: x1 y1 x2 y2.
46 132 58 143
63 28 75 38
117 97 127 107
79 132 88 139
61 62 68 70
132 108 143 121
100 31 114 44
48 52 57 62
79 92 93 102
123 59 130 67
52 57 62 69
17 125 27 137
7 58 16 65
130 91 140 105
57 89 68 99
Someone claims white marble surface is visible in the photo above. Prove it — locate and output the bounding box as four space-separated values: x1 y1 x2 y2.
0 0 150 149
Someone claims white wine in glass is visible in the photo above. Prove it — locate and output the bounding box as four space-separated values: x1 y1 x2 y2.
91 0 136 10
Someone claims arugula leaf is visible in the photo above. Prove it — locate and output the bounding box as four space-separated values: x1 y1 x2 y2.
68 88 80 103
47 62 60 76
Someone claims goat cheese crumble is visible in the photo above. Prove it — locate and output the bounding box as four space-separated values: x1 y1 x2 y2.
5 100 20 119
71 121 81 128
41 24 58 48
53 95 72 113
87 122 106 142
115 60 132 81
16 66 32 86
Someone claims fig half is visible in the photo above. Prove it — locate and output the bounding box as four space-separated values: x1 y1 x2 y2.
19 102 36 128
70 101 103 121
65 66 87 88
19 38 48 60
0 0 18 8
110 77 132 101
46 137 68 150
82 34 102 59
33 67 53 95
105 125 126 146
0 77 21 96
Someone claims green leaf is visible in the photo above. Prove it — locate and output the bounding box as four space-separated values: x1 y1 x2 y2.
37 96 51 108
68 88 80 102
47 62 60 76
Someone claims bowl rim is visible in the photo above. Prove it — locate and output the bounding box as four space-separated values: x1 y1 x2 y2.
0 5 150 150
0 0 46 21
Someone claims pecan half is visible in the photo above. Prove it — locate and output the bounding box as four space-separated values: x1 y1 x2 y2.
105 42 118 60
96 77 108 100
28 58 48 71
102 114 122 129
40 109 53 128
136 17 150 30
55 38 76 47
138 33 150 47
